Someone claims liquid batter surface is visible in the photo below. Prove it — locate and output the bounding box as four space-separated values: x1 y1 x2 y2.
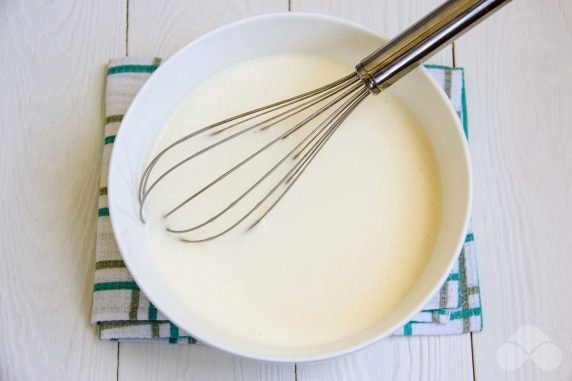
145 54 441 348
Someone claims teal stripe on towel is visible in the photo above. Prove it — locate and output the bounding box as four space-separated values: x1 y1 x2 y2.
108 64 159 75
94 281 140 292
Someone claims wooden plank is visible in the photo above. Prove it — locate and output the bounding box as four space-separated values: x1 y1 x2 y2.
291 0 454 66
123 1 293 380
128 0 288 57
455 0 572 380
297 335 473 381
119 343 294 381
291 0 472 379
0 0 125 380
123 1 473 380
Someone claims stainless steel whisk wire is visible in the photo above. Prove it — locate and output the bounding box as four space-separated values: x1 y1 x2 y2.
138 73 359 212
137 0 511 242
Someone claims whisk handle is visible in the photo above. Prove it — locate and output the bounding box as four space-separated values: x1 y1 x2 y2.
356 0 511 94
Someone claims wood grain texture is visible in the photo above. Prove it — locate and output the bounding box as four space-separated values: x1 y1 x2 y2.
297 335 474 381
455 1 572 380
119 343 294 381
291 0 453 66
123 1 472 380
291 1 472 380
122 1 295 380
3 0 570 379
128 0 287 58
0 0 125 380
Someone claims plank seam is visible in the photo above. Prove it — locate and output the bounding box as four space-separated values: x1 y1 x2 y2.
452 40 474 381
471 333 477 381
125 0 129 56
116 343 120 381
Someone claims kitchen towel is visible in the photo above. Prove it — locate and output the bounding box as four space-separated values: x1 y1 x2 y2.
91 57 482 342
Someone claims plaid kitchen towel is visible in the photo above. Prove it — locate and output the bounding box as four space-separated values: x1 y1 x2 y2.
91 58 482 342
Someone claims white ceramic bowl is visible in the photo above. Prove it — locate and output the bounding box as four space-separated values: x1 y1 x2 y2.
109 13 471 362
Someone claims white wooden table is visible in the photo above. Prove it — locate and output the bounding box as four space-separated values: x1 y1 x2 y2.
1 0 570 380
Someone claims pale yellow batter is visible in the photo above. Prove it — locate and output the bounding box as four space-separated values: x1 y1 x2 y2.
145 54 441 348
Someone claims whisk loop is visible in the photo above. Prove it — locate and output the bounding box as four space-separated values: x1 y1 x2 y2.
138 72 371 242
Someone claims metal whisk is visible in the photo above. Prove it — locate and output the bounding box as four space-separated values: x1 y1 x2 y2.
138 0 510 242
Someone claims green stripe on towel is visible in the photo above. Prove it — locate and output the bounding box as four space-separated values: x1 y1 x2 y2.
108 65 159 75
460 68 469 138
148 302 158 320
447 273 460 281
450 307 482 320
129 289 141 320
403 322 413 336
94 281 139 292
169 323 180 343
95 260 125 270
150 322 160 338
105 114 124 124
424 64 463 71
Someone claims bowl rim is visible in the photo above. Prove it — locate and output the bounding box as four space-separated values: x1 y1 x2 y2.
108 11 472 363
